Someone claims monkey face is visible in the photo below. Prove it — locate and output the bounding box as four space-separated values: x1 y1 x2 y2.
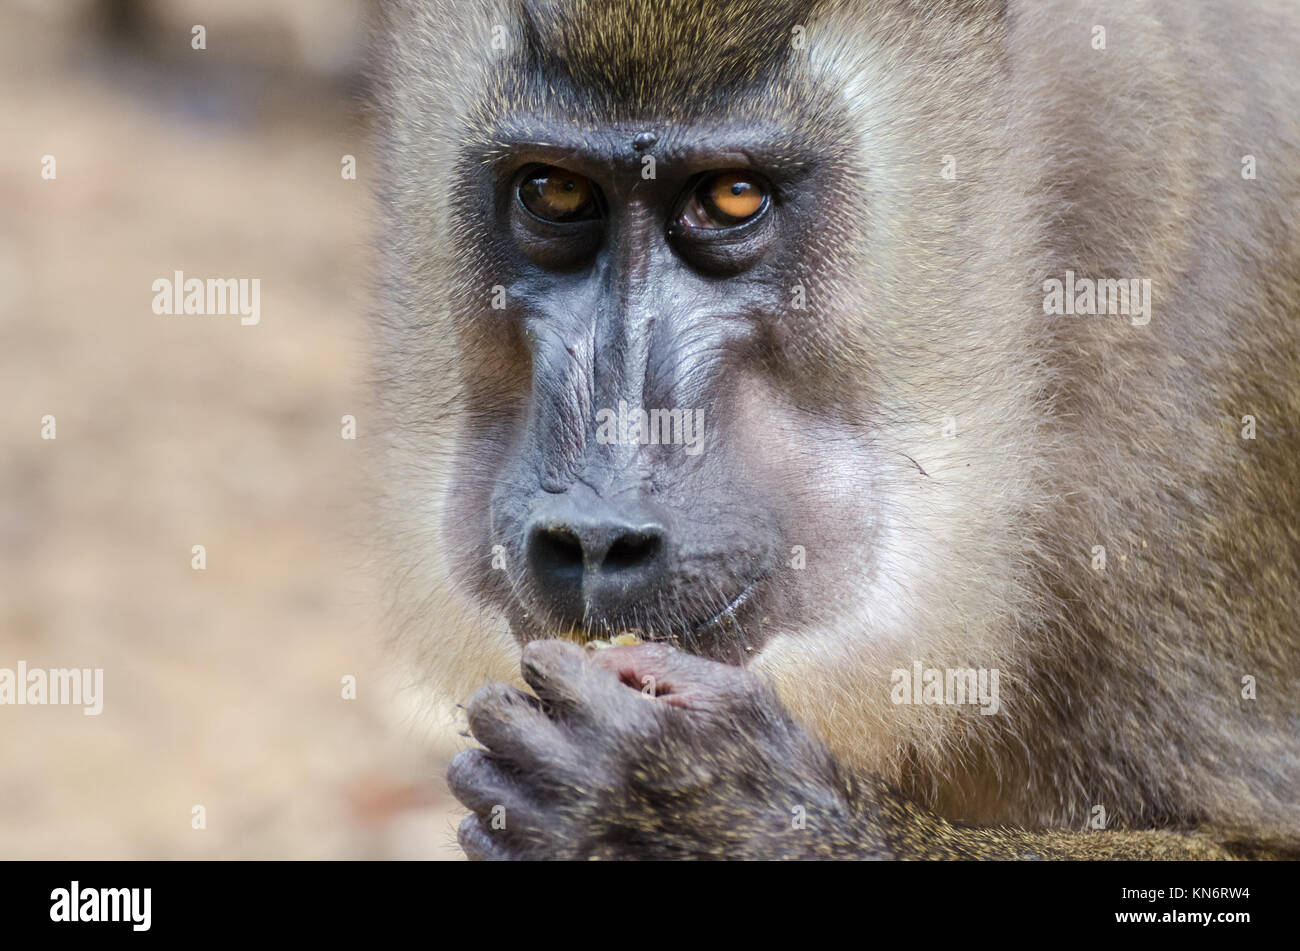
444 132 842 663
377 0 1045 702
437 93 949 668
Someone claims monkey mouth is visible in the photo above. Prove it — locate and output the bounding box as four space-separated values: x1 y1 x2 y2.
503 573 772 664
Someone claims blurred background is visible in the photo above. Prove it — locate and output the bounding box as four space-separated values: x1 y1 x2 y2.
0 0 465 858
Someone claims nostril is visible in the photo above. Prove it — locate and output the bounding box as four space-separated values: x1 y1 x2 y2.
603 531 662 572
530 526 584 574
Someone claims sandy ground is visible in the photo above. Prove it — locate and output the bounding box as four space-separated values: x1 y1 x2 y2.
0 3 466 859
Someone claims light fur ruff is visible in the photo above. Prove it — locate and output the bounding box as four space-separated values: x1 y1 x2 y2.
368 0 1300 842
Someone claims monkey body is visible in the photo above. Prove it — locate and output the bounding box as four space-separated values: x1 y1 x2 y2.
372 0 1300 858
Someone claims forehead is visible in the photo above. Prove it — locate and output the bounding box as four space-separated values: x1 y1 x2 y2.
510 0 826 113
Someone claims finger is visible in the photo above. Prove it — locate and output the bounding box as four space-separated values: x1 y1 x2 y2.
587 642 753 710
457 813 511 861
446 748 532 818
464 682 572 772
519 638 632 721
449 748 577 855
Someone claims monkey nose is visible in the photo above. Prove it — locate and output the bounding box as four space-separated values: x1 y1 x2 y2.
524 501 669 621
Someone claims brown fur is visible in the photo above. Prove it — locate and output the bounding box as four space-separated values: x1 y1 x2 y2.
370 0 1300 856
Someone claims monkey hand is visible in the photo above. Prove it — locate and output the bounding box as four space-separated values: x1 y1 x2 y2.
448 639 886 860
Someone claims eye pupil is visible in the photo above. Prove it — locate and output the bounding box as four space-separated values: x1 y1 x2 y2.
731 183 744 196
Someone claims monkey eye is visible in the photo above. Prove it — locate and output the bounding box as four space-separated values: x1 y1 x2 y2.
678 171 769 230
517 165 600 223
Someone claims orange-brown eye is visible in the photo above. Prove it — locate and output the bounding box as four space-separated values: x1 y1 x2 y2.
518 166 598 222
679 171 768 229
